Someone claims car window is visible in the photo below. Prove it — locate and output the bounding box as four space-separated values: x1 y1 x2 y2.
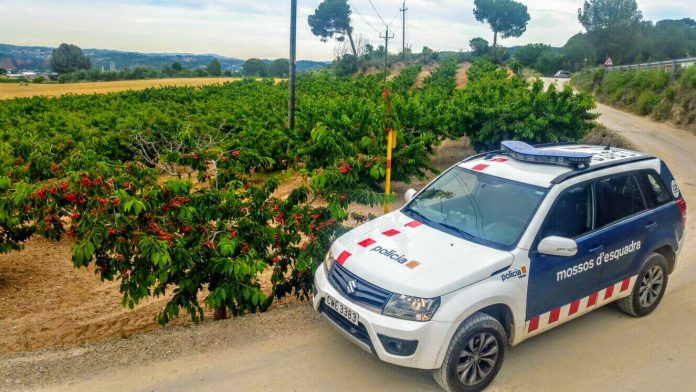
595 174 646 228
542 183 593 239
642 171 671 206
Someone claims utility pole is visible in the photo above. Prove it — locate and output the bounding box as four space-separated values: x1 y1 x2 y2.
400 1 407 61
288 0 297 130
380 27 394 83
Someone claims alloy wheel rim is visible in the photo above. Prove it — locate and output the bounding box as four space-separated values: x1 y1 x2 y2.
456 332 499 386
639 265 664 308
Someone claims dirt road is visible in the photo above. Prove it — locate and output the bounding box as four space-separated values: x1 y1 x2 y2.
5 83 696 391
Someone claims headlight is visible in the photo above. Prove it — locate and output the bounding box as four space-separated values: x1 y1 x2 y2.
323 250 334 273
382 294 441 322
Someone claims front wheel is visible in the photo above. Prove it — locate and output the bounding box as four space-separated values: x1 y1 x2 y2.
617 252 669 317
434 312 507 392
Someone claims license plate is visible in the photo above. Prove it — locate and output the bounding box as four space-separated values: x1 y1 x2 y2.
326 295 359 326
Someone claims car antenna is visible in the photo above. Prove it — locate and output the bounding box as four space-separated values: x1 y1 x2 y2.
604 136 612 151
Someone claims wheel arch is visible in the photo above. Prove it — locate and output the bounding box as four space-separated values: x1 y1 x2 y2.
434 299 518 369
652 244 676 273
478 303 515 345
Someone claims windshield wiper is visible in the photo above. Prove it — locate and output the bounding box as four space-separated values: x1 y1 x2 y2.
405 207 475 240
438 222 476 240
403 207 435 226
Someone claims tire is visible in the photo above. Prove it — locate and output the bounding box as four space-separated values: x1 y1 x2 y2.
617 252 669 317
433 312 507 392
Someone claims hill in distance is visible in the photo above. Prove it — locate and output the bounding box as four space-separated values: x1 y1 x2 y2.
0 43 328 73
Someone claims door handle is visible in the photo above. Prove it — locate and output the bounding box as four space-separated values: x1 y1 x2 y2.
589 244 604 253
645 222 658 231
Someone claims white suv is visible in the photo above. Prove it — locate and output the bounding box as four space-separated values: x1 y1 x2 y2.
313 141 686 391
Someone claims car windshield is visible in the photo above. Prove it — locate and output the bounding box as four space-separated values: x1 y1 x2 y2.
402 167 548 249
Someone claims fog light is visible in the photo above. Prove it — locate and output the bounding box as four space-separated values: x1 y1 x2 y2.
378 334 418 356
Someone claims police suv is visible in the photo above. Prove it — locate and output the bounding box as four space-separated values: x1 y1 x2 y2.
313 141 687 391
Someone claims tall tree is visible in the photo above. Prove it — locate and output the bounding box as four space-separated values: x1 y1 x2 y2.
514 43 551 67
473 0 530 49
50 43 91 74
578 0 643 63
308 0 358 58
562 33 595 67
242 58 268 77
469 37 490 56
206 59 222 76
269 58 290 77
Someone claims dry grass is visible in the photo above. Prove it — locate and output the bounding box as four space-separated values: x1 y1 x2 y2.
0 77 240 100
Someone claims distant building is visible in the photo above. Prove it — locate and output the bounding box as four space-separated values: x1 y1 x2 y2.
100 61 117 72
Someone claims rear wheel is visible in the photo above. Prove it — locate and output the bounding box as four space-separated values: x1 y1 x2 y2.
434 312 506 392
617 252 668 317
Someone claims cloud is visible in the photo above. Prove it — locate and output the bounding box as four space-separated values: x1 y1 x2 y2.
0 0 690 60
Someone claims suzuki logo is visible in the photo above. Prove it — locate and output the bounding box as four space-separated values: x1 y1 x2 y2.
346 280 357 294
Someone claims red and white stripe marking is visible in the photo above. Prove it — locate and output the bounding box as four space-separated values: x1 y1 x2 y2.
525 275 637 336
335 220 423 266
466 156 511 172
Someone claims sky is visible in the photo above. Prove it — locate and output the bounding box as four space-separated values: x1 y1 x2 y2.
0 0 693 61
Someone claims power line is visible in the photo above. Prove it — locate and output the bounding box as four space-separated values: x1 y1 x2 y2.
368 0 387 27
387 8 400 28
348 0 381 34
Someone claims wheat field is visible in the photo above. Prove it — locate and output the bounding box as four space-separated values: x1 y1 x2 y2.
0 77 240 100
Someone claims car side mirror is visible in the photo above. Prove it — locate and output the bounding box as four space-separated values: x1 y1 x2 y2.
538 236 578 257
404 188 417 203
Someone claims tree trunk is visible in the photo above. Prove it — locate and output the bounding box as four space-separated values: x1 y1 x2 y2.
213 306 227 320
347 30 358 58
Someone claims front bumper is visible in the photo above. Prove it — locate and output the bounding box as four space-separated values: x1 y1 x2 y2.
313 264 451 369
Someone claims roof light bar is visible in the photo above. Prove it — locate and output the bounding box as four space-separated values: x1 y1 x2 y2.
500 141 592 168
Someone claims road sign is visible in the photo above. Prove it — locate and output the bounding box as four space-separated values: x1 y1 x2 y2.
604 57 614 67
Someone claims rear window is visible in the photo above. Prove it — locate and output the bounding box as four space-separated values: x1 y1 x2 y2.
640 171 671 206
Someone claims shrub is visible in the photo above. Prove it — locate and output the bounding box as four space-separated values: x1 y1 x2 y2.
636 90 660 115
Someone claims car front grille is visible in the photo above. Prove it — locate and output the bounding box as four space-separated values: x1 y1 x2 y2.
328 262 392 310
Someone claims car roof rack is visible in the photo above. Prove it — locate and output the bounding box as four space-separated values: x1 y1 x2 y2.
550 155 655 184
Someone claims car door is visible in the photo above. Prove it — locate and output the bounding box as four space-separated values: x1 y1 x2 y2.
527 181 603 319
592 173 649 289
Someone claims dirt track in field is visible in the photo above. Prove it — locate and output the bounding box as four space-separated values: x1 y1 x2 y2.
3 79 696 391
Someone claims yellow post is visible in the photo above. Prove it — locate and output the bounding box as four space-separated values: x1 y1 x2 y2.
384 128 394 214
